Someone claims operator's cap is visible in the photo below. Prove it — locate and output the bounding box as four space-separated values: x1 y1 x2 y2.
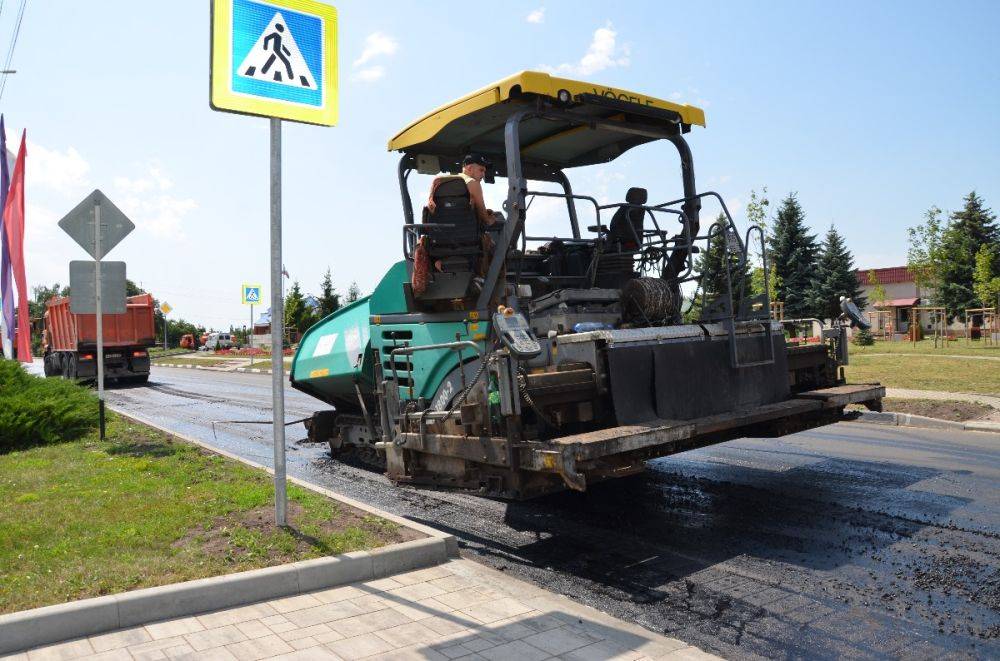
463 152 492 168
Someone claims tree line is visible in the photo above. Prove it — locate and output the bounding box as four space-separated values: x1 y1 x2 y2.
283 268 362 338
28 269 366 350
693 188 865 321
907 191 1000 318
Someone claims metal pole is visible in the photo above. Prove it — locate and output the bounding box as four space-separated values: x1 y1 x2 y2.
94 201 105 440
269 118 287 527
163 313 168 351
250 304 254 366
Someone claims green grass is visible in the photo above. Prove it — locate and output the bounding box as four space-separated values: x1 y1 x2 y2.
851 338 1000 357
237 357 293 373
0 415 410 614
152 356 236 367
0 361 98 452
844 353 1000 395
148 348 194 359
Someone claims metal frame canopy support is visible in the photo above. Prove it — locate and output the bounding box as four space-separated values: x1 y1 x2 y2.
211 0 338 528
475 108 700 310
210 0 339 127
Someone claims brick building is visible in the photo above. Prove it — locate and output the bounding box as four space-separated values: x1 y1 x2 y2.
855 266 962 336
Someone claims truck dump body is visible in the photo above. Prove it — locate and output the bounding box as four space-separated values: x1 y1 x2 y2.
43 293 156 382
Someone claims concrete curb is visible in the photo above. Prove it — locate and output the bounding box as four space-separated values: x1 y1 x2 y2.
851 410 1000 434
0 410 458 655
0 539 448 654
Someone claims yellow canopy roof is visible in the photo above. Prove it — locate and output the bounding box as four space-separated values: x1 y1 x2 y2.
388 71 705 169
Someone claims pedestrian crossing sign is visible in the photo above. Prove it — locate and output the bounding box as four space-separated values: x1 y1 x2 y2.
242 283 262 305
211 0 338 126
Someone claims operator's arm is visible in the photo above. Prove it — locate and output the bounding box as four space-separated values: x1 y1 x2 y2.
466 179 495 225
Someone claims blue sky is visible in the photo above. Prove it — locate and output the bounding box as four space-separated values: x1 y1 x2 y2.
6 0 998 328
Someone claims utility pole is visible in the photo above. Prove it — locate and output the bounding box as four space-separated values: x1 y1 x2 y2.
270 117 287 526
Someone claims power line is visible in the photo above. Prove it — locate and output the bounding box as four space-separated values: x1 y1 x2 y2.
0 0 26 103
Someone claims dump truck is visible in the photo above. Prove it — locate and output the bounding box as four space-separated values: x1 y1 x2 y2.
42 293 156 383
291 71 884 499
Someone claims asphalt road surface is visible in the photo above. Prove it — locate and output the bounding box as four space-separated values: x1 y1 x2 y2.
105 366 999 659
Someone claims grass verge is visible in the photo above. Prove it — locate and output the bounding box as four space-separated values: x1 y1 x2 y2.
848 397 993 422
0 414 419 614
844 354 1000 395
851 339 1000 357
148 348 194 359
152 357 237 367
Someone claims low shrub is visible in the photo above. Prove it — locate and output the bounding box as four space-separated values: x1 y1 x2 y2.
0 361 98 453
852 327 875 346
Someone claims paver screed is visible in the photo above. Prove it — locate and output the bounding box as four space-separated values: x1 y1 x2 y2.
11 559 721 660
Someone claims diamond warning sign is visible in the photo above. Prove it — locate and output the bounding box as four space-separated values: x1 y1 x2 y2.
211 0 338 126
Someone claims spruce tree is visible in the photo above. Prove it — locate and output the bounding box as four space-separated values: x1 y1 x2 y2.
346 281 362 303
690 214 752 319
768 193 818 318
808 225 866 321
318 268 340 317
936 192 999 318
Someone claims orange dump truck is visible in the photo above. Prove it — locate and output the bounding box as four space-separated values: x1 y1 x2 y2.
42 293 156 383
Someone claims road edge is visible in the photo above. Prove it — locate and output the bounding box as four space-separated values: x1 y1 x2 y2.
0 408 458 655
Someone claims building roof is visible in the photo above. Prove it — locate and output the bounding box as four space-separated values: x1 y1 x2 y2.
856 266 914 286
875 297 919 308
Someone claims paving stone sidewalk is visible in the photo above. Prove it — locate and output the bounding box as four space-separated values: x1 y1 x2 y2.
9 559 718 661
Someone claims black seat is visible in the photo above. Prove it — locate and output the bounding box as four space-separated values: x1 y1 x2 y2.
607 187 648 250
417 177 483 300
425 177 481 269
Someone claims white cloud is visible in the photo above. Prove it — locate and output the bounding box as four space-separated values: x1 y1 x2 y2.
113 164 196 239
25 141 90 196
353 32 398 67
526 8 545 24
351 65 385 83
114 163 173 195
543 23 630 77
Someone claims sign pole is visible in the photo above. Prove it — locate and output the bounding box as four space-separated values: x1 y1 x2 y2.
270 117 287 527
163 311 168 351
94 200 105 440
250 303 254 367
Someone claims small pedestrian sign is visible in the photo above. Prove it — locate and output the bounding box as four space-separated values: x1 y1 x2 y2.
160 302 173 315
211 0 338 126
242 283 262 305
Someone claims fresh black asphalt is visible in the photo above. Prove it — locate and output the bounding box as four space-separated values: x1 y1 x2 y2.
105 366 1000 659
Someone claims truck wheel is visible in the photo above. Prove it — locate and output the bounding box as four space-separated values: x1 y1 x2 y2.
43 354 54 377
66 354 78 380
